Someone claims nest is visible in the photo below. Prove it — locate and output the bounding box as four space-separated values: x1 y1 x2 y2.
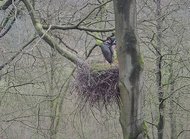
74 63 120 107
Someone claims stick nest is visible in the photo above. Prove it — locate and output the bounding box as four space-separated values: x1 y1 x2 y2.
74 63 120 107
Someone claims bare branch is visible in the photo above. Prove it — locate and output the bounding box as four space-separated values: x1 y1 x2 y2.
86 44 98 58
0 36 37 71
0 15 16 38
177 130 190 138
0 0 15 10
53 34 78 54
42 0 114 33
21 0 82 65
75 0 112 27
144 120 158 128
86 32 104 41
43 24 115 32
0 0 21 38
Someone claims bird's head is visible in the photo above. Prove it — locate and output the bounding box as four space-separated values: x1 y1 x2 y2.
105 37 116 49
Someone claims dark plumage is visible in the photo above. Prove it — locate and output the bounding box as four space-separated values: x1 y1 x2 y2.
100 37 116 64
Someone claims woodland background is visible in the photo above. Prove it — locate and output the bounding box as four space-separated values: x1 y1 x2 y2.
0 0 190 139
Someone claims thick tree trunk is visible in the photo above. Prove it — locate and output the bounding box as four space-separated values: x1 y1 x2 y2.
155 0 165 139
113 0 144 138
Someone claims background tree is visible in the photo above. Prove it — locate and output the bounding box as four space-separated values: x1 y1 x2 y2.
0 0 190 139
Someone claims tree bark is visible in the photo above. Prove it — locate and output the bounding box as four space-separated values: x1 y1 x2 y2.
155 0 165 139
113 0 144 138
168 53 177 139
0 0 15 10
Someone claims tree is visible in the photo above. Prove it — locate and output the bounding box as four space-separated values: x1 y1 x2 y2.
155 0 165 139
113 0 145 138
1 0 190 139
0 0 118 138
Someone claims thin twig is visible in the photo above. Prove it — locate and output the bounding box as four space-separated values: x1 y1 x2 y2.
0 36 37 71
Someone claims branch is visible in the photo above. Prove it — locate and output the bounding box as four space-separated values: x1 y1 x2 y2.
172 100 190 113
0 0 21 38
177 130 190 138
75 0 112 27
162 84 190 102
0 0 15 10
144 120 158 128
86 44 98 58
43 25 115 32
0 10 16 38
42 0 114 33
21 0 82 65
0 36 37 71
53 34 78 54
86 32 104 41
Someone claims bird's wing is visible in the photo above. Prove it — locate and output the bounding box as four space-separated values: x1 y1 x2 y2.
100 44 113 64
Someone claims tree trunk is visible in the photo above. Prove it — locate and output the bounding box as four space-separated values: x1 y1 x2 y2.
49 48 57 139
155 0 165 139
168 53 177 139
48 49 73 139
169 82 177 139
113 0 144 138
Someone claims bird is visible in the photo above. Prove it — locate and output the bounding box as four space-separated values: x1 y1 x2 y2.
100 37 116 64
